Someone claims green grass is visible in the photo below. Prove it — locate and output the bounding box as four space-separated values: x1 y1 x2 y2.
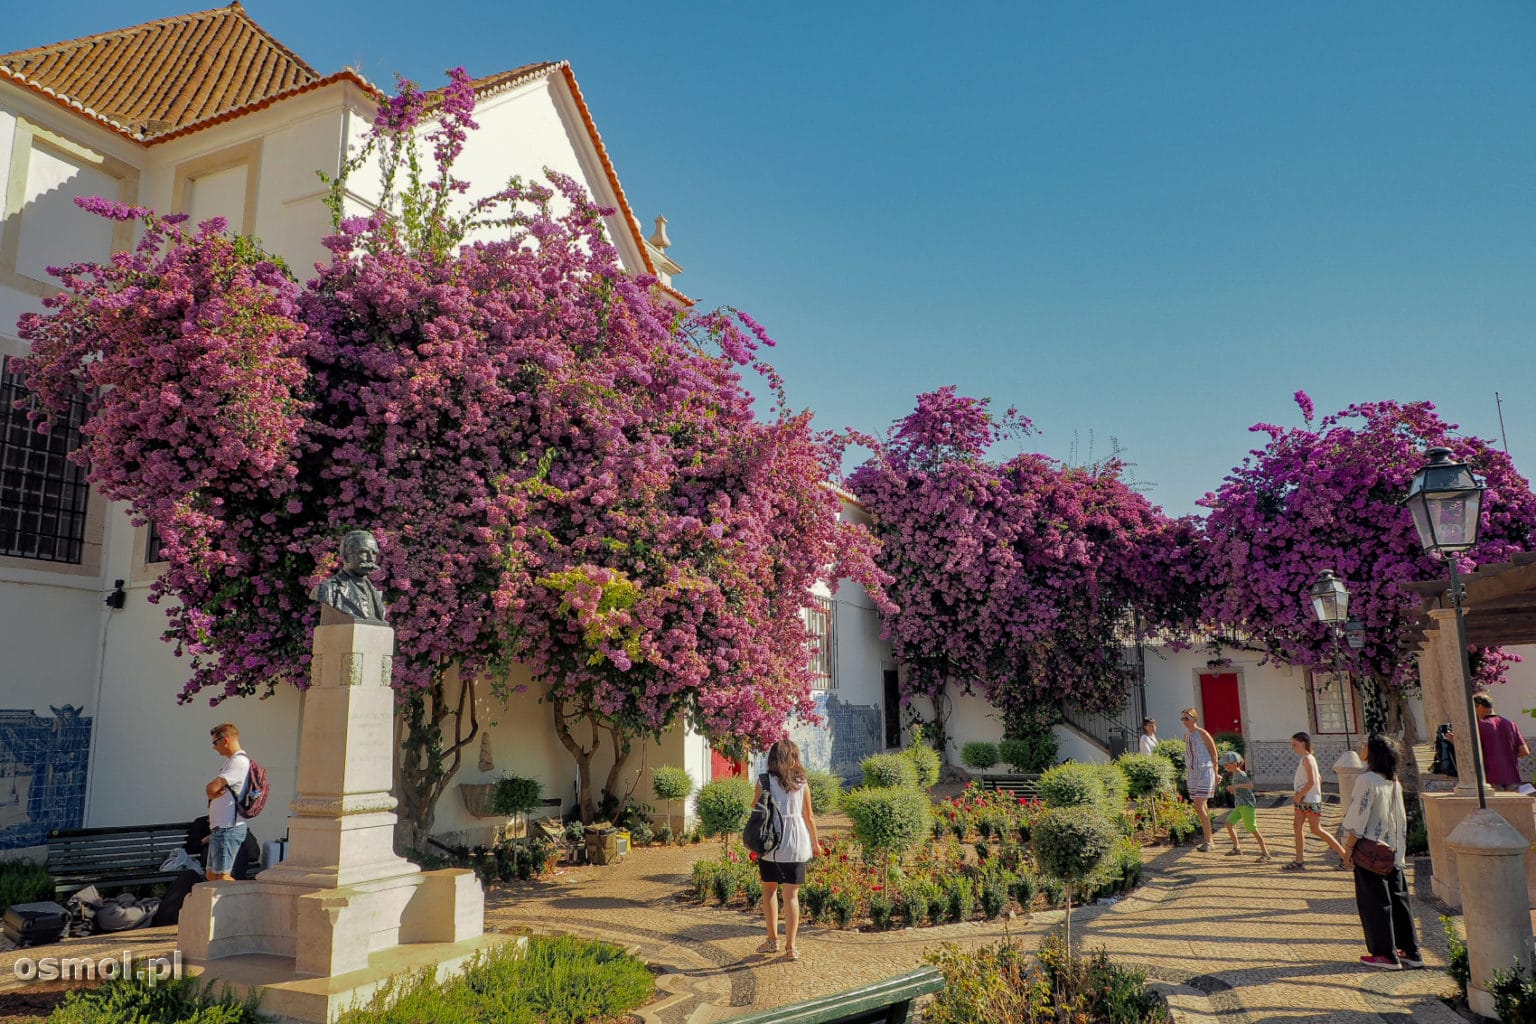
337 935 654 1024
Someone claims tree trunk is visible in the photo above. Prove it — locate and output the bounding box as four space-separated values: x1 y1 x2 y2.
552 694 598 823
394 669 480 853
600 722 646 824
1384 682 1424 797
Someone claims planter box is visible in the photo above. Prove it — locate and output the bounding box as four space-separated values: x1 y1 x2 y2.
458 783 502 819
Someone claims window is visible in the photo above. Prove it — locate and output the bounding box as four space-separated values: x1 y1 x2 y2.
806 596 836 690
145 522 167 564
1310 669 1358 735
0 356 90 563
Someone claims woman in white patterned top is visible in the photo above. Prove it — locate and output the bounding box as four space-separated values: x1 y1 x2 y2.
1341 734 1421 970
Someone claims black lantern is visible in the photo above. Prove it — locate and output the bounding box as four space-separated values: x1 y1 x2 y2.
1403 447 1485 555
1344 620 1365 650
1308 570 1350 626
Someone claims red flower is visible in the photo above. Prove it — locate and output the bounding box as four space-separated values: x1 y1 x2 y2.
748 851 758 862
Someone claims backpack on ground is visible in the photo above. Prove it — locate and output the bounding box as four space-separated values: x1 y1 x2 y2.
742 772 783 856
237 754 269 819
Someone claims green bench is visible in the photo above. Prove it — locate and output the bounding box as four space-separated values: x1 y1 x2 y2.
46 821 194 897
980 773 1041 798
720 967 944 1024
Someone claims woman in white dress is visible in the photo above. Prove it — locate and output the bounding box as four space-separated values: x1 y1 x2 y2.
753 739 822 962
1139 718 1159 756
1181 708 1218 851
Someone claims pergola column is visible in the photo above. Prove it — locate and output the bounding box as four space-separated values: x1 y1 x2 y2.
1428 608 1485 800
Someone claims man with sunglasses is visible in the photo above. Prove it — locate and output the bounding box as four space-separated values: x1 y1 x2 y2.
205 723 252 881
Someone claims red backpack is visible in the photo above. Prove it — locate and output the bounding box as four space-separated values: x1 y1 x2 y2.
236 755 270 819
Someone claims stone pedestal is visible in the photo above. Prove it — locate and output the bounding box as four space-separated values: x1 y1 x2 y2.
179 621 494 1022
1423 791 1536 909
1334 751 1366 808
1449 810 1536 1019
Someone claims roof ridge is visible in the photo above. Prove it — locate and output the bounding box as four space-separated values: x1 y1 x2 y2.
1 3 317 80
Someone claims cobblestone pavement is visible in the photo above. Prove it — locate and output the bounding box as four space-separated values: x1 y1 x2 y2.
0 802 1464 1024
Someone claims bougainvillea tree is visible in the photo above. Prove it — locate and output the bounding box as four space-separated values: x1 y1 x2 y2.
848 388 1198 756
14 69 885 839
1198 392 1536 766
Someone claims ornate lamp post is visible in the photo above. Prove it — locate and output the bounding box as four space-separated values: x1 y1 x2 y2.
1309 569 1351 690
1404 446 1487 810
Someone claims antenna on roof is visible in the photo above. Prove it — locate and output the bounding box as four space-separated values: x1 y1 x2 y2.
1496 392 1510 454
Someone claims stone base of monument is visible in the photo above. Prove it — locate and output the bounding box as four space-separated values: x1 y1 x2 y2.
183 933 522 1023
178 619 500 1022
1423 790 1536 909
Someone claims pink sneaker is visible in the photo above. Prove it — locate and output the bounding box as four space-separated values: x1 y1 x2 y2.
1360 955 1401 971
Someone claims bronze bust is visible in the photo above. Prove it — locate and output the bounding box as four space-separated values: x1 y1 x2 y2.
311 530 389 623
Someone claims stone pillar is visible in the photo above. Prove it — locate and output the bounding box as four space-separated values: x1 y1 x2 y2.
1334 750 1366 809
1450 810 1536 1018
1428 610 1484 800
1417 642 1449 754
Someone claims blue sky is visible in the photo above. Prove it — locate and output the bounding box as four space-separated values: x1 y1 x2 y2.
11 2 1535 513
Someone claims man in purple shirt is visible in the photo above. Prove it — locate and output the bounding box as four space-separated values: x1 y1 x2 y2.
1474 694 1530 791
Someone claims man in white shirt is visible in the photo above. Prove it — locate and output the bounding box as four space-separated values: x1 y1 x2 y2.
205 723 251 881
1139 718 1159 756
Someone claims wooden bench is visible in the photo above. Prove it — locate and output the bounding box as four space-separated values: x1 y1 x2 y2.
980 773 1041 798
46 821 194 897
719 967 944 1024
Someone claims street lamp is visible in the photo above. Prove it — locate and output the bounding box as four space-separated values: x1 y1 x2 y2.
1404 446 1487 809
1309 570 1351 693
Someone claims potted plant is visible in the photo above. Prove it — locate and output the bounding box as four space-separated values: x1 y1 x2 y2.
493 774 543 841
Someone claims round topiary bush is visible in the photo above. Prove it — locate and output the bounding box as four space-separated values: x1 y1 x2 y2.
694 777 753 841
1093 760 1129 810
1152 738 1185 774
1117 752 1176 799
861 752 919 790
841 786 932 861
493 774 543 817
807 769 843 814
999 730 1058 773
960 741 1000 771
1034 807 1117 886
1037 762 1105 810
903 743 942 790
651 765 694 803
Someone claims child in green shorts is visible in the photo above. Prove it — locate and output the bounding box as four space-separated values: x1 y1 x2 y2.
1220 751 1270 862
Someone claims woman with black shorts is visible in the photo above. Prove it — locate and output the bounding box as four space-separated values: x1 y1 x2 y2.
754 738 822 961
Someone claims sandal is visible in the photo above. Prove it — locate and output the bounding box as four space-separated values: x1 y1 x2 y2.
1224 848 1242 857
1281 861 1306 871
1196 843 1210 852
1256 854 1272 863
755 939 778 954
784 948 801 962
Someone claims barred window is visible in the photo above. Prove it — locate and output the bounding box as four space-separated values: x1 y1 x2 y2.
806 596 836 690
1310 670 1358 736
145 522 166 564
0 356 90 563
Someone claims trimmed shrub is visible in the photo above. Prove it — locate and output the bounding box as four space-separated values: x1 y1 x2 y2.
870 892 895 931
1213 732 1246 756
803 882 830 922
651 765 694 803
945 876 975 922
807 769 843 814
694 777 753 840
842 787 932 861
742 874 763 911
1093 761 1129 810
1038 762 1105 810
904 743 942 790
1034 807 1117 902
1040 876 1067 907
1009 871 1040 910
999 729 1058 773
898 884 928 927
47 977 264 1024
979 876 1008 920
1117 753 1176 799
861 752 919 790
961 741 1000 770
1152 739 1185 774
827 889 857 928
492 774 543 817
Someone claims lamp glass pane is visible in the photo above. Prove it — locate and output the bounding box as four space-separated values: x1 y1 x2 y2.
1407 496 1435 551
1427 494 1479 552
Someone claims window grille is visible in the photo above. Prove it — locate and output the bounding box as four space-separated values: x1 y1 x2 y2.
1310 670 1358 735
0 356 90 563
806 596 836 690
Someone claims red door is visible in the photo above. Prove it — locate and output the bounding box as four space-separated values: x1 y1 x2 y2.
710 750 746 781
1199 673 1242 736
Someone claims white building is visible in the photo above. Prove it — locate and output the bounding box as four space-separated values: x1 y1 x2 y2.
0 2 718 857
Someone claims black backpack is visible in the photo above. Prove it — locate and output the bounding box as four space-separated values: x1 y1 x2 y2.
742 772 783 856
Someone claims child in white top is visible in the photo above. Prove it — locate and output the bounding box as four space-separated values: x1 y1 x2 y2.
1139 718 1158 756
1283 731 1348 870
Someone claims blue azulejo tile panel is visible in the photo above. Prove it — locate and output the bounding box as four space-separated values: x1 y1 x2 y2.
783 692 885 785
0 705 91 850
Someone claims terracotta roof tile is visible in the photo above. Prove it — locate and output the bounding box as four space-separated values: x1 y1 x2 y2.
0 2 319 135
